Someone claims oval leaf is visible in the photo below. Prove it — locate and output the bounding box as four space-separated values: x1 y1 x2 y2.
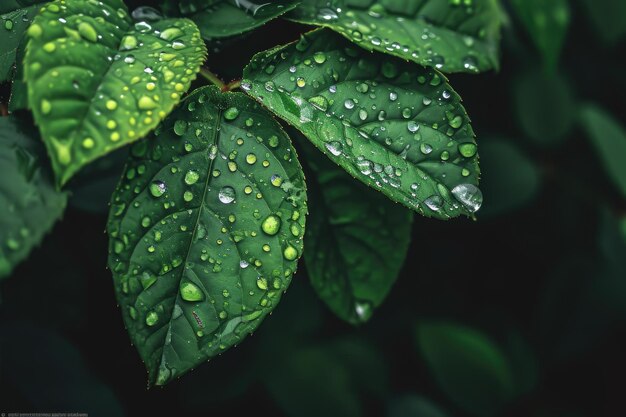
24 0 207 186
299 137 412 324
287 0 502 73
243 29 482 219
0 116 67 279
416 321 516 417
107 86 307 386
162 0 299 39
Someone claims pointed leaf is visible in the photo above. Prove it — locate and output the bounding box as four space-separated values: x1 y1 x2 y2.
299 138 412 324
0 116 67 279
287 0 502 73
416 321 516 417
24 0 207 186
0 1 48 83
162 0 299 39
580 105 626 200
510 0 570 71
107 86 307 385
243 29 482 219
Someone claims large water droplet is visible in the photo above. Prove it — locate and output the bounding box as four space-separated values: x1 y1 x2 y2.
180 281 204 302
150 180 167 197
218 186 236 204
261 214 281 236
451 183 483 213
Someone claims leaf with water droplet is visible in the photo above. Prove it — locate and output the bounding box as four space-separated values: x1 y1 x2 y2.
244 29 481 219
0 1 45 83
0 115 68 280
287 0 502 73
298 137 412 324
24 0 207 186
107 86 307 386
161 0 299 39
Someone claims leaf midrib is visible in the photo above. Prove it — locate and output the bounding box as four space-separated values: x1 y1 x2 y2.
154 106 223 382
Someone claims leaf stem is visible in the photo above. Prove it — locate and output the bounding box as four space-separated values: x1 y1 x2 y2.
225 80 242 91
199 68 226 90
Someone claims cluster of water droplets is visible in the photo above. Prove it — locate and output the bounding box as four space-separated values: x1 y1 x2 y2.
312 1 485 73
24 2 205 171
106 90 307 379
246 31 483 216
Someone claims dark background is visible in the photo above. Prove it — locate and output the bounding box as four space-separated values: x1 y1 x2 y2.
1 1 625 416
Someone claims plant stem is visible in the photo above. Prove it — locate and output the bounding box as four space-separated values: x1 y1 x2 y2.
199 68 226 90
225 80 242 91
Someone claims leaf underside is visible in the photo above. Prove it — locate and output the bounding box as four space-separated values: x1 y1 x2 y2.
107 86 307 386
288 0 501 73
24 0 206 186
0 116 67 279
300 138 413 324
243 29 482 220
162 0 299 39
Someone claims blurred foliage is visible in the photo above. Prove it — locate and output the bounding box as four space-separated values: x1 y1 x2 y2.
1 0 626 416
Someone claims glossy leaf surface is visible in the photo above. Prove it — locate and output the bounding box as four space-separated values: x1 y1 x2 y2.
162 0 299 39
107 86 307 385
288 0 501 73
300 139 412 324
243 29 482 219
24 0 206 186
0 116 67 279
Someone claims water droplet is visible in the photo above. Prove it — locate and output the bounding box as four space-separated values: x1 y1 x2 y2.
451 183 483 213
424 195 444 211
78 22 98 42
174 120 188 136
218 186 236 204
407 121 419 132
184 170 199 185
283 245 298 261
261 215 281 235
224 107 239 120
458 142 477 158
150 180 167 197
180 281 204 302
325 141 342 156
146 311 159 326
317 8 338 20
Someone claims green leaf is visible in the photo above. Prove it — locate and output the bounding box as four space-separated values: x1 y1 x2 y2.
387 395 450 417
513 69 574 147
478 139 540 218
580 105 626 199
416 321 516 417
24 0 206 186
0 115 68 279
106 86 307 386
243 29 483 220
299 137 413 324
0 1 47 83
162 0 299 39
579 0 626 44
287 0 502 73
510 0 570 71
